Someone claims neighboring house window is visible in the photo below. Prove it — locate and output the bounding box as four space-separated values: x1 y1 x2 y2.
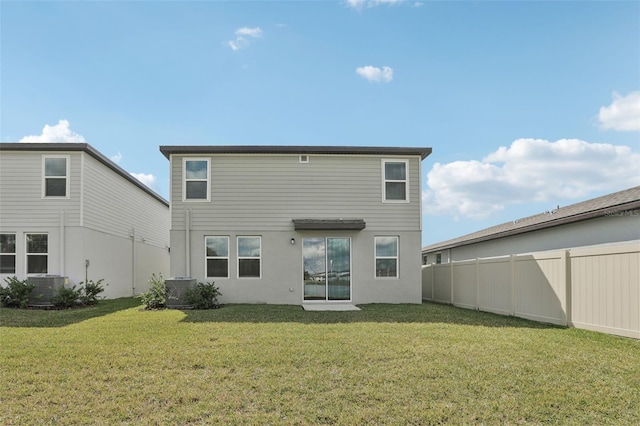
43 156 69 198
422 254 427 265
184 158 210 201
436 253 442 264
238 236 261 278
382 160 408 202
0 233 16 274
26 233 48 274
375 236 398 278
205 236 228 278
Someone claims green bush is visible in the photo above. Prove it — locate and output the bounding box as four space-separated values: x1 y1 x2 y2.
138 273 166 310
184 281 222 309
52 285 83 309
79 279 106 306
0 276 36 308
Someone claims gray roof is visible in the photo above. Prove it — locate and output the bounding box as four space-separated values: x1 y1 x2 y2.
160 145 432 160
423 186 640 252
0 143 168 206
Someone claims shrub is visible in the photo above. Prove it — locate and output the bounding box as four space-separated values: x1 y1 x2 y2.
79 279 106 306
52 285 83 309
184 281 222 309
0 276 36 308
138 273 166 310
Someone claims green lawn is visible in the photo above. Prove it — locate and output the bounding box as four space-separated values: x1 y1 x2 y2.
1 299 638 425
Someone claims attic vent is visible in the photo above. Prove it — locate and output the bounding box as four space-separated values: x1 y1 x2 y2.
299 155 309 163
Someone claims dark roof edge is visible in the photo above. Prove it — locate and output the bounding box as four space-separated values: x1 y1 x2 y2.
160 145 432 160
422 199 640 253
0 143 169 207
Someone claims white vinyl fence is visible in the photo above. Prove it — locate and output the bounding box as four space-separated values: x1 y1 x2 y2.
422 242 639 339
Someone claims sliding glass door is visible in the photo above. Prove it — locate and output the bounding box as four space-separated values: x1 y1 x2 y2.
303 237 351 301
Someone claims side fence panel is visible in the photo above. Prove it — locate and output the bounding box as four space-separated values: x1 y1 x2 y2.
452 260 477 310
478 257 512 316
570 244 639 339
422 242 639 338
421 265 434 301
433 264 452 304
513 252 567 326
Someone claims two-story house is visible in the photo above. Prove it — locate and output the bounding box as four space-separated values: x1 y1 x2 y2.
160 145 431 305
0 143 170 298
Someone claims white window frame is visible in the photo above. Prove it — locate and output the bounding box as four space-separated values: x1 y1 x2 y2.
237 236 262 279
205 236 229 278
299 155 309 163
0 233 17 274
42 155 70 199
374 236 399 279
381 159 409 203
26 233 48 275
183 158 210 202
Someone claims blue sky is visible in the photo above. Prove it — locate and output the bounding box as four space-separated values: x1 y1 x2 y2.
1 0 639 246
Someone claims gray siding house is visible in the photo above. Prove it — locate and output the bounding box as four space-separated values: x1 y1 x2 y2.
0 143 170 298
422 186 640 264
160 145 432 305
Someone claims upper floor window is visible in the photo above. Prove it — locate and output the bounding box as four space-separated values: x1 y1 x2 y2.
0 233 16 274
26 233 48 274
43 156 69 198
183 158 210 201
382 160 408 202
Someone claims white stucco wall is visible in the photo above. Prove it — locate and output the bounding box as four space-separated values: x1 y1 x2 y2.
169 229 422 305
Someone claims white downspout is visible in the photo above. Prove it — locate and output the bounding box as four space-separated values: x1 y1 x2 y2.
185 209 191 277
131 228 136 295
60 210 65 276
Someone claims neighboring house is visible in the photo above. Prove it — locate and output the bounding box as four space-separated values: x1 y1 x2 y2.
0 143 170 298
422 186 640 264
160 145 432 305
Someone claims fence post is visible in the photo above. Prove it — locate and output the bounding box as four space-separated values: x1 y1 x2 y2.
563 250 572 327
475 257 480 310
450 261 454 305
431 263 435 301
510 254 516 316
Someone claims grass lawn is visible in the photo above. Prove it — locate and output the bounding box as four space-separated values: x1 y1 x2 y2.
1 299 639 425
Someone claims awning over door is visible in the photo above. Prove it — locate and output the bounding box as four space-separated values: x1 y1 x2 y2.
292 219 366 231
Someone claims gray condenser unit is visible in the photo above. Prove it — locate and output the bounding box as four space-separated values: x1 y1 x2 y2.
165 277 197 309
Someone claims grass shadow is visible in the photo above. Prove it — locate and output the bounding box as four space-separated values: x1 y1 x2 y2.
0 297 141 328
179 301 561 329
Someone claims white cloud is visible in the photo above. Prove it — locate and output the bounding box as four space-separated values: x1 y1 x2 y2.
235 27 262 38
423 138 640 220
19 119 86 143
346 0 402 9
110 151 122 163
130 172 157 188
228 27 262 51
356 65 393 83
598 91 640 131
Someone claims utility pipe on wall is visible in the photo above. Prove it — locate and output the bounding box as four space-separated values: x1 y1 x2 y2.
131 227 136 295
185 209 191 277
59 210 66 276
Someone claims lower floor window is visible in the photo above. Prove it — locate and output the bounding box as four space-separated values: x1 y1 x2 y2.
26 233 48 274
238 236 261 278
375 236 398 278
0 233 16 274
205 236 229 278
